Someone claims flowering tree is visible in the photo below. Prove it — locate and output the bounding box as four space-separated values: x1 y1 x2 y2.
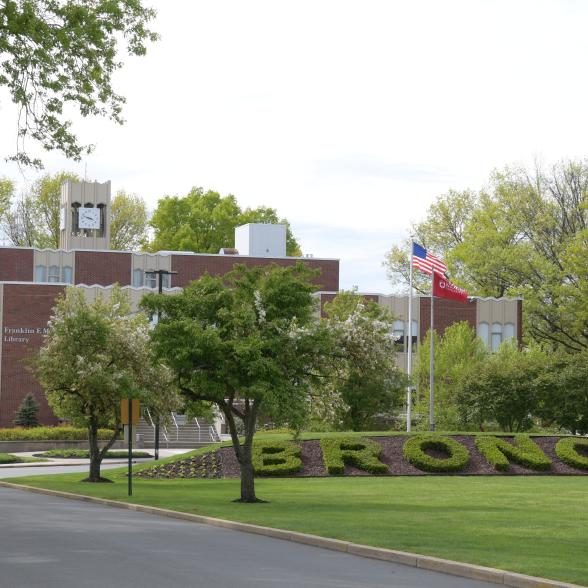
141 263 332 502
321 291 407 430
33 287 178 482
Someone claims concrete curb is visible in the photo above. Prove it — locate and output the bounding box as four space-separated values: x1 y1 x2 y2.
0 480 583 588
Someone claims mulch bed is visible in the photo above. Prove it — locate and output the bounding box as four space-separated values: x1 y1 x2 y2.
135 435 588 479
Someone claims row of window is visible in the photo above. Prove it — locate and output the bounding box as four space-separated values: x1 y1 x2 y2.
34 265 73 284
389 320 516 353
34 266 173 288
132 270 171 289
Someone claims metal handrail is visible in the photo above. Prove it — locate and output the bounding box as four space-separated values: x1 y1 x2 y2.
171 412 179 441
194 417 201 442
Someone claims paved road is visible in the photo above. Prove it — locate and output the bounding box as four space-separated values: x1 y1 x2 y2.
0 462 123 478
0 486 499 588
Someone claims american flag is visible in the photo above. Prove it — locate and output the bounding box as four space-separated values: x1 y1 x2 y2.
412 242 447 276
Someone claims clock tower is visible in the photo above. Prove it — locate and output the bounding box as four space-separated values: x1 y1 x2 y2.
59 180 111 250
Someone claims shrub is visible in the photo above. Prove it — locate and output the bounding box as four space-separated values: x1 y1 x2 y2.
555 437 588 471
475 435 551 471
403 436 470 472
0 426 115 441
252 440 302 476
0 452 21 464
320 436 388 474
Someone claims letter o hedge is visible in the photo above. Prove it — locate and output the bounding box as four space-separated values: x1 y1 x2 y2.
403 436 470 472
555 437 588 471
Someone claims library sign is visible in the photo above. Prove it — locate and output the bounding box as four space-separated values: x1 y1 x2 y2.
3 326 49 345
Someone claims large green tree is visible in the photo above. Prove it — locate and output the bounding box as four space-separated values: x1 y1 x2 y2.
149 187 302 256
0 172 149 250
109 190 149 250
321 290 406 431
0 0 158 168
141 263 331 502
456 341 546 432
414 322 487 430
385 161 588 350
33 287 178 482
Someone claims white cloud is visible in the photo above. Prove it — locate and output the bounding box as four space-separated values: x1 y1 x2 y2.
1 0 587 292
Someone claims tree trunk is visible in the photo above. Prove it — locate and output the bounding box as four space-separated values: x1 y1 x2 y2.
87 421 102 482
239 453 257 502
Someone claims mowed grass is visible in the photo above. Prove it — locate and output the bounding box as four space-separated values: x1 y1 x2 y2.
5 466 587 586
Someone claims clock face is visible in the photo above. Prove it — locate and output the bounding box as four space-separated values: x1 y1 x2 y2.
78 208 101 229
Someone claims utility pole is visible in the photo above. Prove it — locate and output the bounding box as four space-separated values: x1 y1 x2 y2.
145 269 178 460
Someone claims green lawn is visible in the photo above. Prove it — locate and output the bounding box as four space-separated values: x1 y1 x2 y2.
5 465 587 586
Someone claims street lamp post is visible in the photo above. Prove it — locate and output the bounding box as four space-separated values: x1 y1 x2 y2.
145 269 178 460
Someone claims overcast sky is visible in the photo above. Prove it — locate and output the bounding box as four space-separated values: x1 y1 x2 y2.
1 0 587 292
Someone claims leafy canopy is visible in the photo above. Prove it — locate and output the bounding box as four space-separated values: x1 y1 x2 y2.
320 290 407 431
149 187 302 256
0 0 158 167
141 263 331 501
385 160 588 351
33 286 177 480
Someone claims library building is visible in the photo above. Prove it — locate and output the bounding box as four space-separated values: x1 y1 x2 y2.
0 180 521 427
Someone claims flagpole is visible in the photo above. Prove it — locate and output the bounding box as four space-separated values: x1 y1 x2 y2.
406 242 413 433
429 270 435 431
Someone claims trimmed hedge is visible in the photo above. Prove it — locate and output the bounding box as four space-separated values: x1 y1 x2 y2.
475 435 551 471
252 440 302 476
34 449 152 459
0 452 21 464
403 435 470 472
320 436 388 475
555 437 588 471
0 426 114 441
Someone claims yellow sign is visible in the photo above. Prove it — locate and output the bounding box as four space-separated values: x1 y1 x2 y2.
120 399 140 425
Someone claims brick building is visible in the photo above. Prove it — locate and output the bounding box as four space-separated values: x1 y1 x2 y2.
0 180 339 427
0 179 521 427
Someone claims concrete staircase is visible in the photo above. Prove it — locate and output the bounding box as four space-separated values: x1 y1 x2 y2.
135 413 220 448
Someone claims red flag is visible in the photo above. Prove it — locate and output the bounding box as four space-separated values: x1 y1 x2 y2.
433 271 469 303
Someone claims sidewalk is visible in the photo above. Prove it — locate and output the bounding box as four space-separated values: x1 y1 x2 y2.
0 448 192 468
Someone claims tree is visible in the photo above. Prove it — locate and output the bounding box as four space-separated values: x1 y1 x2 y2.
33 286 178 482
13 392 40 428
414 322 487 430
385 160 588 351
110 190 149 250
149 187 302 256
456 341 546 432
535 350 588 435
0 172 149 250
0 0 158 168
321 290 406 431
141 263 331 502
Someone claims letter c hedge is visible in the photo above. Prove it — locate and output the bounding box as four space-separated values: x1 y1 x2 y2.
403 435 470 472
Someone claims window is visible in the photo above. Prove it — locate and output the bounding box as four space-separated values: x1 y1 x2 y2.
48 265 60 283
392 320 405 351
34 265 46 282
477 322 489 347
71 202 81 234
62 266 73 284
161 273 171 289
97 203 106 237
145 271 157 289
132 269 144 287
504 323 516 342
491 322 502 352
